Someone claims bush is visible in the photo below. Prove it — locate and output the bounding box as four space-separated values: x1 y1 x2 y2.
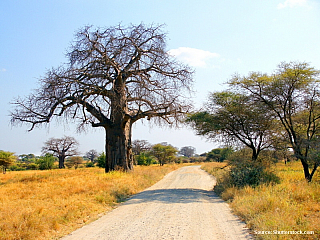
9 164 25 171
86 161 95 168
26 163 38 170
36 154 55 170
136 152 157 166
97 152 106 168
230 160 280 187
65 156 84 169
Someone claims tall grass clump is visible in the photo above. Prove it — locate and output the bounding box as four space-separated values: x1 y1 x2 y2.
202 160 320 239
0 164 179 240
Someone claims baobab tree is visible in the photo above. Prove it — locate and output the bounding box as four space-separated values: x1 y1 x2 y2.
10 23 194 172
42 136 79 168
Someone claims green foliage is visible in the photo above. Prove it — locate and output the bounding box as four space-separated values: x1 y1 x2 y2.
230 160 280 187
85 161 95 168
152 144 178 166
187 91 275 161
36 154 55 170
136 152 157 166
97 152 106 168
206 147 233 162
26 163 38 170
0 151 16 173
229 62 320 181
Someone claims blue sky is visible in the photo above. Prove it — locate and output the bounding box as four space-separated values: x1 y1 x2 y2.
1 0 320 156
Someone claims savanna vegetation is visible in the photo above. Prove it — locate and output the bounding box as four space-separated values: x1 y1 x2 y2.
190 62 320 239
0 165 179 240
188 62 320 182
202 160 319 239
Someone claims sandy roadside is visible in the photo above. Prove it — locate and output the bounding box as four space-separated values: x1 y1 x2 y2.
61 165 253 240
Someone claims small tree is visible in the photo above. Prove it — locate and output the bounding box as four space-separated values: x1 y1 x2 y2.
42 136 79 168
152 144 178 166
136 152 157 166
96 152 106 168
36 153 55 170
0 151 16 174
65 156 84 169
206 147 233 162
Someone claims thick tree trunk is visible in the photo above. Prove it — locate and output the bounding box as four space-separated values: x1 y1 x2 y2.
58 156 65 169
105 121 134 172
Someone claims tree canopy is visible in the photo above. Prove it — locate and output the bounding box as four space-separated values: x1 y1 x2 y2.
229 62 320 181
10 23 194 172
187 91 276 161
0 151 16 174
42 136 79 168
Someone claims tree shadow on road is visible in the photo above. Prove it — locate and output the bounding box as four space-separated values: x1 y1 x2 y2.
123 188 225 205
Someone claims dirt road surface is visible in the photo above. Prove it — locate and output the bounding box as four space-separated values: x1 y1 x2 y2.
61 166 253 240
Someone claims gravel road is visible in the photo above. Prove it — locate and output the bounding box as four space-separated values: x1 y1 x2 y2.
61 165 253 240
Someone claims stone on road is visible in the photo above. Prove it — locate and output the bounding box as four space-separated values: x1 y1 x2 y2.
61 165 253 240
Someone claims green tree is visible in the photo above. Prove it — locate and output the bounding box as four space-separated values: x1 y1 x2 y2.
136 152 157 166
187 91 276 161
152 144 178 166
0 151 16 174
36 153 55 170
206 147 233 162
230 62 320 181
97 152 106 168
10 24 193 173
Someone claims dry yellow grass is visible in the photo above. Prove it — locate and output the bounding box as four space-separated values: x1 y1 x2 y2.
202 161 320 240
0 164 179 240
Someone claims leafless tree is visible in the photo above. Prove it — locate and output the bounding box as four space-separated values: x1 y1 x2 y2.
132 140 152 156
42 136 79 168
179 146 196 158
85 149 98 162
11 23 194 172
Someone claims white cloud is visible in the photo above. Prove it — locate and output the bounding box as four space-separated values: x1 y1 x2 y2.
277 0 309 9
168 47 220 68
0 68 6 72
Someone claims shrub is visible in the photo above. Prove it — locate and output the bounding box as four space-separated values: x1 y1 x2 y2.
96 152 106 168
136 152 157 166
230 160 280 187
86 162 95 168
65 156 84 169
36 154 55 170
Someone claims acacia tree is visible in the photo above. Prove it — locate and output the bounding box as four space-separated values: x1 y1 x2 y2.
10 24 193 172
42 136 79 168
187 91 276 161
229 62 320 181
152 144 178 166
0 151 16 174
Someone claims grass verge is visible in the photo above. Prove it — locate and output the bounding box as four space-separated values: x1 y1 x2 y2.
0 164 179 240
202 161 320 240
